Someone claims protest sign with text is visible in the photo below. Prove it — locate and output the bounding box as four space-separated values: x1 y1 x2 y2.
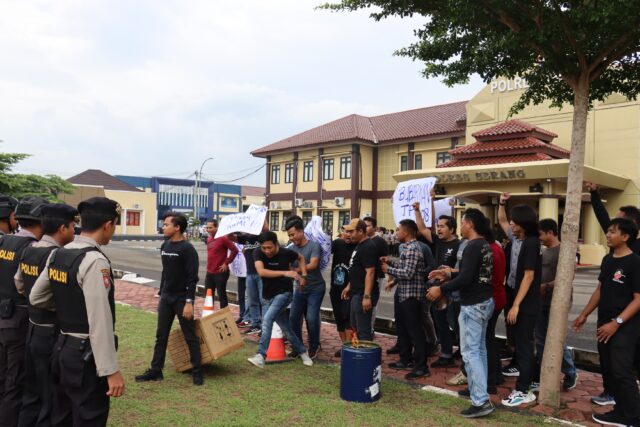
214 204 267 238
392 177 437 226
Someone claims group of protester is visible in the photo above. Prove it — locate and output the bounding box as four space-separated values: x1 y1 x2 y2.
2 179 640 426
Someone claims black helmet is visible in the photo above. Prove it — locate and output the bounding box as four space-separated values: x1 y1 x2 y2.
0 195 18 219
15 196 49 221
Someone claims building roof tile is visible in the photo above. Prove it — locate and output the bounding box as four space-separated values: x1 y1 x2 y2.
471 119 558 142
252 101 467 156
67 169 143 192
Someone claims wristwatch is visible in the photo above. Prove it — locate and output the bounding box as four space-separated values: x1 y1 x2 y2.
363 294 371 299
301 274 308 278
615 316 624 325
186 298 193 304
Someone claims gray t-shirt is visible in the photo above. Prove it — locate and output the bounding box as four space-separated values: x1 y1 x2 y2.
290 240 326 290
541 245 560 307
506 228 523 289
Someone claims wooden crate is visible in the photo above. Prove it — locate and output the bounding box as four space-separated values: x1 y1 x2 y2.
167 307 244 372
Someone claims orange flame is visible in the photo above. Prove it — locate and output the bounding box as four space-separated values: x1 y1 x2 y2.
351 332 360 348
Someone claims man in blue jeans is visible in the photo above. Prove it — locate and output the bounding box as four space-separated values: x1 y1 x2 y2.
428 209 495 418
286 218 326 359
235 225 268 335
248 231 313 368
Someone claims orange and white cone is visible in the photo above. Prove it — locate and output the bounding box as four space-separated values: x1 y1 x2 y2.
202 289 215 317
265 323 292 363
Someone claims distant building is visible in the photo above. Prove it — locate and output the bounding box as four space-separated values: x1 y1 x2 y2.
241 186 266 211
116 175 244 226
64 169 158 235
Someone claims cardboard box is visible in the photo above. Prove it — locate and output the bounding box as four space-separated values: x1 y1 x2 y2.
168 306 244 372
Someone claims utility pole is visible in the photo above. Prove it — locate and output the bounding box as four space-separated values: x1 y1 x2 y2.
196 157 214 228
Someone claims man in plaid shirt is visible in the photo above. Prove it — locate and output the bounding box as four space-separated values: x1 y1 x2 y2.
382 219 429 380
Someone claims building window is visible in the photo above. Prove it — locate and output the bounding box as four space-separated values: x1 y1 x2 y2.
436 152 451 165
284 163 294 183
338 211 350 228
281 211 292 231
414 154 422 170
302 211 312 227
303 161 314 182
340 156 351 179
269 211 279 232
400 155 408 172
323 158 334 180
271 165 280 184
322 211 333 234
126 211 140 226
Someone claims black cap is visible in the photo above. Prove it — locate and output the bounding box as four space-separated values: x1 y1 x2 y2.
78 197 121 222
42 203 79 223
0 194 18 219
15 196 49 221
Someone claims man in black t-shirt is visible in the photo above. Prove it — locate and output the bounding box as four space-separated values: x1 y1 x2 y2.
501 204 542 408
341 219 378 341
330 230 356 356
234 223 268 334
413 200 460 368
363 216 389 333
137 212 203 386
247 231 313 368
574 218 640 427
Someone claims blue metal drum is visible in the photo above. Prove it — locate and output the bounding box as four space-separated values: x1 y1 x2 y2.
340 342 382 403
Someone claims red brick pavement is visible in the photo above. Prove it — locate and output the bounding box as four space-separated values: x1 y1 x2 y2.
116 280 607 425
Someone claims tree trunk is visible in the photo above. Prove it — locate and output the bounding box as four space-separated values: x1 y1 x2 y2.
539 81 590 407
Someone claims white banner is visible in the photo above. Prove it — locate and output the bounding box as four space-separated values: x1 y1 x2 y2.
304 216 331 271
434 197 454 221
229 243 246 277
392 177 437 226
214 204 267 238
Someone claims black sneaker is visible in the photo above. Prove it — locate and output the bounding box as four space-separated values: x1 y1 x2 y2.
388 361 414 370
308 349 319 360
288 351 300 359
386 345 400 355
245 326 261 335
461 400 495 418
430 357 456 368
562 373 578 391
135 369 164 382
405 369 430 380
502 364 520 377
592 410 628 427
192 370 204 386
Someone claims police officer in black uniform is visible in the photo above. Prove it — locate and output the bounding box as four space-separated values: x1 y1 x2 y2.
0 195 19 236
0 196 47 426
15 204 78 426
30 197 125 427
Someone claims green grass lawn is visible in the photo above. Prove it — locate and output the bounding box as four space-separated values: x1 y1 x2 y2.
110 304 554 426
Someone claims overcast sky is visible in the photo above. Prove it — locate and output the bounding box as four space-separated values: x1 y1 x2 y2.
1 0 485 187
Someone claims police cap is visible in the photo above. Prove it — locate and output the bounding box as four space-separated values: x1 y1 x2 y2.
78 197 121 224
42 203 79 223
15 196 49 221
0 194 18 219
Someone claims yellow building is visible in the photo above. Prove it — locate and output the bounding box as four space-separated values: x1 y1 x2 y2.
252 102 467 240
253 80 639 263
63 169 158 236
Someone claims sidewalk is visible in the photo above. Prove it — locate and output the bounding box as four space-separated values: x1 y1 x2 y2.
115 280 605 426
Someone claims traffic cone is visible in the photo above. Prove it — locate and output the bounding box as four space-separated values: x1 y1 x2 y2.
202 289 215 317
265 323 293 363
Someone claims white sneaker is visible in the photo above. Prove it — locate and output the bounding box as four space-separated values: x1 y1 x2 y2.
247 354 265 368
300 352 313 367
501 390 536 407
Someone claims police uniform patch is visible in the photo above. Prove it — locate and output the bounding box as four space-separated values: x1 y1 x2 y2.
101 268 111 289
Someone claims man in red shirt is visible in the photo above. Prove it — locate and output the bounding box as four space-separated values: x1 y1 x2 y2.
206 220 238 308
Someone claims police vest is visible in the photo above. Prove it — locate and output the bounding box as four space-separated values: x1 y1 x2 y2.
0 235 37 303
49 247 115 334
20 245 58 324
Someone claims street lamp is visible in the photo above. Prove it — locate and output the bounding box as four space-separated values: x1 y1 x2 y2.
194 157 213 225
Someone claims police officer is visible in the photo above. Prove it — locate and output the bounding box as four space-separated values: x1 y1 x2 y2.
30 197 125 426
0 195 19 236
15 204 78 427
0 196 47 426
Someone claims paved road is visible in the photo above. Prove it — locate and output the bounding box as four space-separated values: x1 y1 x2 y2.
102 240 601 352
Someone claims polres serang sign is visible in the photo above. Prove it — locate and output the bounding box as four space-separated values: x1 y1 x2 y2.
392 177 437 226
215 205 267 238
